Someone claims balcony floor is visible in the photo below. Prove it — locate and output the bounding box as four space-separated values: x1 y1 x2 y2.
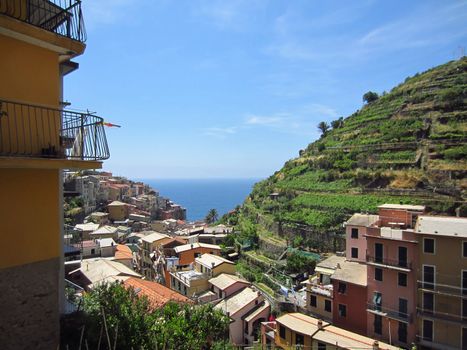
0 156 102 170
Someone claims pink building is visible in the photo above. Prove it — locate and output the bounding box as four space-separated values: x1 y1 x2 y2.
345 214 379 262
364 204 425 348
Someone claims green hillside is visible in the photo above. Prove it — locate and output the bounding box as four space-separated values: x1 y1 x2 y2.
231 58 467 252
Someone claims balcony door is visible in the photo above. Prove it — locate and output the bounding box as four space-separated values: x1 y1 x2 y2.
398 246 407 268
423 265 435 290
375 243 383 263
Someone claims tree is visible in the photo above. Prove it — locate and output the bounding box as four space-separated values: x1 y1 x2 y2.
66 282 230 349
363 91 379 104
205 208 219 224
317 121 329 136
330 117 344 129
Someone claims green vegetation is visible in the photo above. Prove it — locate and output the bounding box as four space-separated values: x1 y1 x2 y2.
61 282 230 350
205 208 219 224
228 57 466 255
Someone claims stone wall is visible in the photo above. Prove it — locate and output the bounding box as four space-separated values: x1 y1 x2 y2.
0 258 60 350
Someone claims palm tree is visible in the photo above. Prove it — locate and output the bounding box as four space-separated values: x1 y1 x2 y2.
205 208 219 224
317 121 329 136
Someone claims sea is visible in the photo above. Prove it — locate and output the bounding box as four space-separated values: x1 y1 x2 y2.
140 178 261 222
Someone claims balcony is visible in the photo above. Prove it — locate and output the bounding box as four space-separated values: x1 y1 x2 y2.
0 99 109 161
367 302 413 323
0 0 86 42
417 307 466 325
366 255 412 271
417 280 466 298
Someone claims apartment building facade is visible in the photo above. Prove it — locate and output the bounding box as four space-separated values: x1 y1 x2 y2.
0 1 109 348
415 216 467 350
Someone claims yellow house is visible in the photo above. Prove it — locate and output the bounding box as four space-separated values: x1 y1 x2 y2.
0 2 109 348
262 313 399 350
107 200 130 221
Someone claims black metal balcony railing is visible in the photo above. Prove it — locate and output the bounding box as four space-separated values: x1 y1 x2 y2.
366 255 412 270
367 303 412 323
0 0 86 42
0 99 110 161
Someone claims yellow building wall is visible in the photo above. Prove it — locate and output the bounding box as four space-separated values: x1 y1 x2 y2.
0 34 61 155
0 34 59 105
0 168 60 269
212 263 236 276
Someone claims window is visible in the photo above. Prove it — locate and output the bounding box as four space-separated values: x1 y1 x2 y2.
296 333 304 346
375 268 383 281
351 228 359 239
398 273 407 287
318 342 326 350
338 304 347 317
423 319 433 341
463 271 467 295
398 321 407 343
195 252 201 258
310 295 317 307
375 243 383 263
351 247 358 259
423 292 434 312
338 282 347 294
462 328 467 350
325 299 332 312
91 248 95 255
374 315 382 335
424 238 435 254
373 292 382 311
463 242 467 258
279 325 286 339
398 246 408 267
423 265 435 289
399 298 408 319
463 299 467 320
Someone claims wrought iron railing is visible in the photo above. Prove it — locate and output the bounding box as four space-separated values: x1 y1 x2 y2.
366 255 412 269
0 0 86 42
0 99 110 160
367 302 412 323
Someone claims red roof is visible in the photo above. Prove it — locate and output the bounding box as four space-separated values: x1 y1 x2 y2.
115 244 133 260
124 278 192 309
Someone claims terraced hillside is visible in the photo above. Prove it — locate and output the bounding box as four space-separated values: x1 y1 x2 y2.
234 58 467 252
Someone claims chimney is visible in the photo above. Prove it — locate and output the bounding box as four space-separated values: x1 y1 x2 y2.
372 340 379 350
336 263 341 269
191 243 194 249
317 320 323 330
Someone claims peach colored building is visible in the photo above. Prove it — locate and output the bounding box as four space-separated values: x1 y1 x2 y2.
209 273 251 299
364 204 424 348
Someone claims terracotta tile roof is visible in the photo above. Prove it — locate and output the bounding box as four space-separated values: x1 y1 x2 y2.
115 244 133 260
124 277 192 309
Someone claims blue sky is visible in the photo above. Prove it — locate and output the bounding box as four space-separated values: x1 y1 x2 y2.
65 0 467 179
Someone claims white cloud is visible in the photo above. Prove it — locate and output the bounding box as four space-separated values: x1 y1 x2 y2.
245 114 286 126
202 126 237 138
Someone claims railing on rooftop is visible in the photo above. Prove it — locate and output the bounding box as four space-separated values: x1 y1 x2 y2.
0 0 86 42
0 99 110 161
64 278 83 314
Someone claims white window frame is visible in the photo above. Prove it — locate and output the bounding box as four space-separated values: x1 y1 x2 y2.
423 237 436 254
422 291 435 313
422 318 434 342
